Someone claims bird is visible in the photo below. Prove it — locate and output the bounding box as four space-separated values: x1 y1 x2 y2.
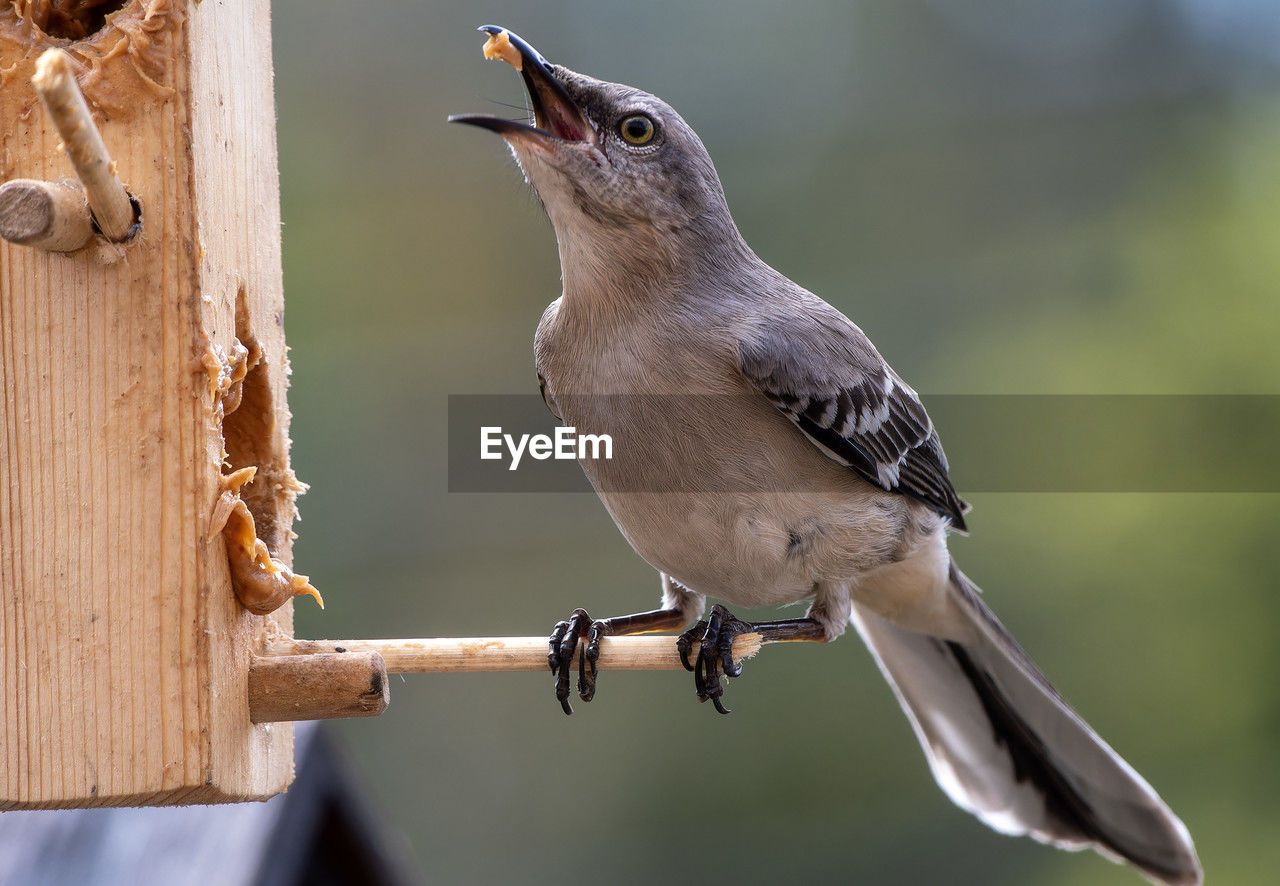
451 25 1202 886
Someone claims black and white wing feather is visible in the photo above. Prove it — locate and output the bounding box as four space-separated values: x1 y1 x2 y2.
738 306 970 530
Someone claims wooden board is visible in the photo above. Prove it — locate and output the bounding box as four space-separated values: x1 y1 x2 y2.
1 0 298 807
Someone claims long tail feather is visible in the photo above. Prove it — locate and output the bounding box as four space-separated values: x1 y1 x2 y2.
849 562 1202 885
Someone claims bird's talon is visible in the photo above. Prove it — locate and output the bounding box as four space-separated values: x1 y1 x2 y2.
548 608 610 711
676 619 706 671
577 636 595 702
548 619 571 675
676 604 752 714
579 620 606 701
586 620 607 663
549 610 588 714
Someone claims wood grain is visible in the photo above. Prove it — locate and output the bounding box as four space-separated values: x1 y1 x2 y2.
0 179 93 251
32 49 136 242
248 653 390 723
1 0 299 808
266 635 766 673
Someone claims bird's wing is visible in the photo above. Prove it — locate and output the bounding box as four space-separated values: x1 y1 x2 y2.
737 305 970 530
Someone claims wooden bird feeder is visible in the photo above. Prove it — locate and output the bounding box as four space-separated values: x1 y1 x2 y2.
0 0 312 808
0 2 769 810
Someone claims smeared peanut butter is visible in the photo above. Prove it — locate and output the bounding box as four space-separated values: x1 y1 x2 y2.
482 29 522 71
3 1 180 117
212 466 323 615
202 337 255 415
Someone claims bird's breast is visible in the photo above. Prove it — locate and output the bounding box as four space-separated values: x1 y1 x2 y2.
534 302 915 603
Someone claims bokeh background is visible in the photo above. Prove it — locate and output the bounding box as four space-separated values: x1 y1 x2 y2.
275 2 1280 883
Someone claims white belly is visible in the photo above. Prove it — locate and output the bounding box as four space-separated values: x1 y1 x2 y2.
536 310 944 617
563 391 916 607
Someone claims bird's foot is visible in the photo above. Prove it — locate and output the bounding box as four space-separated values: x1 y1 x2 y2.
676 604 754 714
547 608 609 715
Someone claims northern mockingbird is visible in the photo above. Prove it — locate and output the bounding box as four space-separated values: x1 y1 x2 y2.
453 26 1201 885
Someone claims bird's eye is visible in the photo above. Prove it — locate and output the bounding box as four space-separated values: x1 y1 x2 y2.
619 114 656 145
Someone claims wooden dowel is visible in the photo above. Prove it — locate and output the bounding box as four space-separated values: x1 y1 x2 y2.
0 178 94 251
32 49 137 242
263 634 765 674
248 651 390 723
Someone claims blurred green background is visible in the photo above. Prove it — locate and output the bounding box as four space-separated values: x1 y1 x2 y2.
274 2 1280 883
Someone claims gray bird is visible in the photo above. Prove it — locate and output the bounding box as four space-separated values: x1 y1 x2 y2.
452 26 1201 886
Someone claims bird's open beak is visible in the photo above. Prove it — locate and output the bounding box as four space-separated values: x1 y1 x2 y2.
449 26 595 146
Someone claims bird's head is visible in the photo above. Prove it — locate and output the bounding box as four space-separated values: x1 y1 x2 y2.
451 27 744 282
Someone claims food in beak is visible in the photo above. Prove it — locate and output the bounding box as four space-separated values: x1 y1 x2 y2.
482 30 522 71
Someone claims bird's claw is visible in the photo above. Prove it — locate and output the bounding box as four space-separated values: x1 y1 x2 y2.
547 608 609 714
676 604 753 714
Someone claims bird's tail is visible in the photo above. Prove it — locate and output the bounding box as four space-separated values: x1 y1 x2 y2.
849 561 1201 885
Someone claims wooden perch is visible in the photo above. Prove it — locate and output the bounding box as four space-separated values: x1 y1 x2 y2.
263 634 766 674
0 178 93 251
31 49 137 242
249 652 389 723
242 635 766 723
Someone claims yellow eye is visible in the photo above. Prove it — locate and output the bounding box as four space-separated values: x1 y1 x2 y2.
619 114 655 145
